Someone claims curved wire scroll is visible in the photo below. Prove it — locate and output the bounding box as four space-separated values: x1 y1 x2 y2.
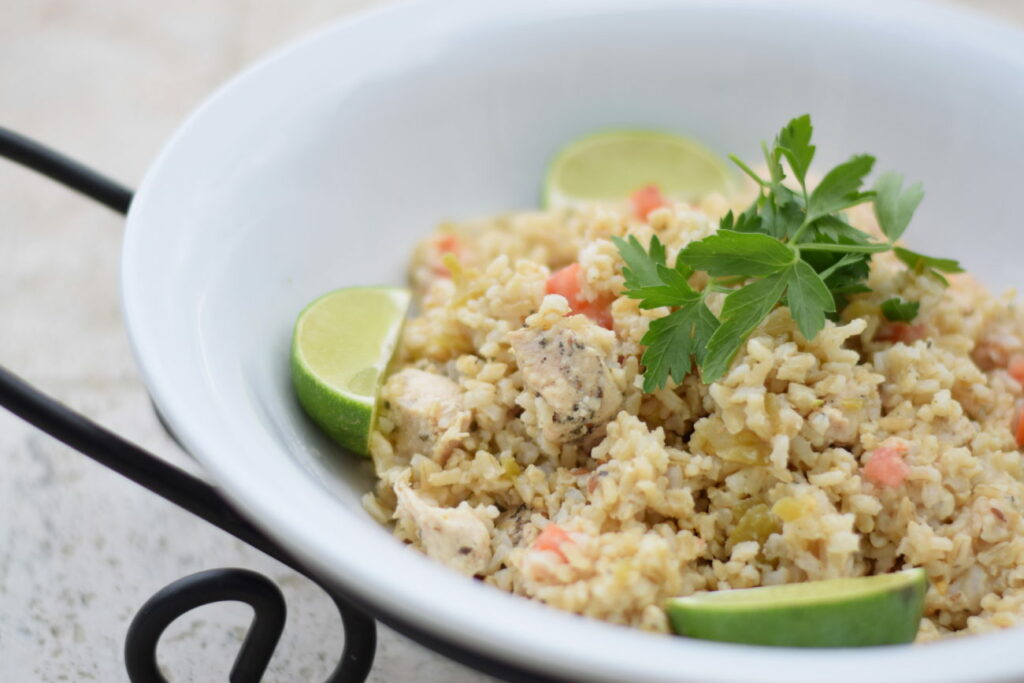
0 127 377 683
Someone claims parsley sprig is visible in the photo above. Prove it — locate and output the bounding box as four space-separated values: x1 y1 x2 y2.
613 114 963 391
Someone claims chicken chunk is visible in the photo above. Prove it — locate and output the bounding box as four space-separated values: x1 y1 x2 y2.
509 324 623 443
384 368 470 461
393 482 491 576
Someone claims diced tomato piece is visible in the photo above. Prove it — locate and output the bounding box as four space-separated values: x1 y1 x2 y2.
1014 406 1024 448
573 298 614 329
876 322 927 344
436 234 460 254
545 263 614 329
533 524 573 561
630 184 668 220
972 335 1022 371
863 441 910 487
1008 355 1024 384
429 234 461 277
546 262 583 300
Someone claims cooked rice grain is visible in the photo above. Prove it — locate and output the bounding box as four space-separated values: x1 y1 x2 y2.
367 200 1024 639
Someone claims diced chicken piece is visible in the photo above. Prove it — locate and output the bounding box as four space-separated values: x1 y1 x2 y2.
394 482 491 576
384 369 470 461
509 324 622 443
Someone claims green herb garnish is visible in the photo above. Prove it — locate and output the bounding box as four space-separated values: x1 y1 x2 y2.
880 297 920 323
614 114 962 391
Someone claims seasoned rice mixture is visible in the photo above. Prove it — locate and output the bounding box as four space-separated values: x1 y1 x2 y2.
362 195 1024 640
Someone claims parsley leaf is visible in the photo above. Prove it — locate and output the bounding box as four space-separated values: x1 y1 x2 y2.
762 140 786 193
806 154 876 223
639 301 718 392
633 268 701 309
721 206 766 235
614 234 722 391
786 260 836 339
880 297 920 322
702 271 789 381
812 215 874 244
873 171 924 242
612 234 699 309
614 234 667 289
817 252 866 282
625 283 699 309
760 197 804 239
893 246 964 284
777 114 815 189
797 242 890 254
728 154 768 187
614 114 961 390
678 230 796 277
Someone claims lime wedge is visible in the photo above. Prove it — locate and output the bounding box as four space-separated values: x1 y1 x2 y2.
542 130 733 208
666 569 928 647
290 286 410 456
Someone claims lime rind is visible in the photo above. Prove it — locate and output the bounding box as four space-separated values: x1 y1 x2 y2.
542 129 734 209
291 357 375 453
668 569 926 611
291 286 410 456
666 569 928 647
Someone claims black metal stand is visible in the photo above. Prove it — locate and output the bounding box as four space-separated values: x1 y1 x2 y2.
125 569 288 683
0 127 377 683
0 126 570 683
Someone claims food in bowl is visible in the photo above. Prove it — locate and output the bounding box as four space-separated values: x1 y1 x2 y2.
296 117 1024 645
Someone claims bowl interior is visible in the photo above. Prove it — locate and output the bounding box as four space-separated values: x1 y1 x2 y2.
123 1 1024 681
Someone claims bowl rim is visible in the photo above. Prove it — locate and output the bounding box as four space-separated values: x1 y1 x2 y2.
123 0 1024 680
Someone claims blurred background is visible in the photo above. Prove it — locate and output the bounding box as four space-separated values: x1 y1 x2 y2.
0 0 1018 680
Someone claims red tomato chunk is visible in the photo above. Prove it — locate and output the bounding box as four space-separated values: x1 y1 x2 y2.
1008 354 1024 385
1014 406 1024 449
863 441 910 487
545 263 614 329
876 322 927 344
630 184 668 219
429 234 461 277
533 524 573 562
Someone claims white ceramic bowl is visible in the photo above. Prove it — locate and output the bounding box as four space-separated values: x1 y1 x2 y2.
122 0 1024 680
